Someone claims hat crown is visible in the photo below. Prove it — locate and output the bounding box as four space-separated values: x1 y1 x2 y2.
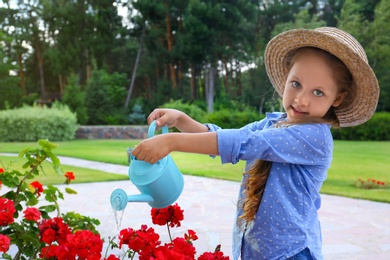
315 27 368 64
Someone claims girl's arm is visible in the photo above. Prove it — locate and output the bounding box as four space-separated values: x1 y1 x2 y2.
132 132 218 164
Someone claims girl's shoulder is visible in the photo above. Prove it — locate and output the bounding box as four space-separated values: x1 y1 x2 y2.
247 112 286 129
265 112 287 123
259 113 333 140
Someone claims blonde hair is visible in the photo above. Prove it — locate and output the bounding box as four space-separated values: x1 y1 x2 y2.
237 47 353 228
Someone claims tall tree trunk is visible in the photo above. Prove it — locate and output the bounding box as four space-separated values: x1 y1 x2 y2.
223 57 230 96
236 60 242 96
164 1 177 89
124 25 146 109
190 63 196 99
206 65 215 113
59 74 64 95
144 76 151 100
86 49 91 82
259 95 265 114
177 6 183 94
17 52 26 95
34 33 46 102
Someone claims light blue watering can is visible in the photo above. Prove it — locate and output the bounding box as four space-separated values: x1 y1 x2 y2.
110 121 184 210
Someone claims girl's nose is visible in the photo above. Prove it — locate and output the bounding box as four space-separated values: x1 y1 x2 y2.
295 92 309 106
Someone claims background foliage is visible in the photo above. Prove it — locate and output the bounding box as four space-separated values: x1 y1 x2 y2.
0 0 388 128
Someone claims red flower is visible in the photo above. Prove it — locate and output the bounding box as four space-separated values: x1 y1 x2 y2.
38 217 71 244
65 171 75 184
31 181 44 196
185 230 198 243
0 234 10 253
118 225 160 253
66 230 103 260
104 254 121 260
23 207 41 222
0 168 4 188
151 203 184 228
0 197 16 226
167 237 196 259
40 245 59 259
40 244 72 259
152 244 187 260
198 251 230 260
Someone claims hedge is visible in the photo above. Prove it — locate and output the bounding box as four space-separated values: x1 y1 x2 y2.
0 104 78 142
207 109 264 129
331 112 390 141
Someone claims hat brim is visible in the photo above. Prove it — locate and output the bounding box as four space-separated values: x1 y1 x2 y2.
265 28 379 127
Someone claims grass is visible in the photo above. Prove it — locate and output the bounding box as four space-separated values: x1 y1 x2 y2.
0 155 129 186
1 140 389 203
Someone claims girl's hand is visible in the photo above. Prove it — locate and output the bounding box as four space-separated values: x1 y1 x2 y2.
147 109 184 129
132 135 172 164
147 108 208 133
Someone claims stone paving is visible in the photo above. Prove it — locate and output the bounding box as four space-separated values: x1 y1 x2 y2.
2 153 390 259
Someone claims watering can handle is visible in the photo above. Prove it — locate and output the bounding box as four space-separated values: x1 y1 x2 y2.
148 120 168 138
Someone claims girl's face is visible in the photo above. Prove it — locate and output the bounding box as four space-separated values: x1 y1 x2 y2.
283 50 346 122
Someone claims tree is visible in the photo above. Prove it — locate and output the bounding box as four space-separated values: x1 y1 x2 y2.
368 0 390 111
42 0 123 88
62 74 88 124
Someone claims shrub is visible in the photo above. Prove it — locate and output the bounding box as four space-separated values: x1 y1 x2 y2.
160 100 207 123
128 103 146 124
0 104 78 142
207 108 264 129
332 112 390 141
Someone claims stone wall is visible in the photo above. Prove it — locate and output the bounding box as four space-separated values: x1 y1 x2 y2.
75 125 149 139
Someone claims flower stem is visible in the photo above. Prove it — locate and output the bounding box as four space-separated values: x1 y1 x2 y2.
167 223 172 242
14 163 41 206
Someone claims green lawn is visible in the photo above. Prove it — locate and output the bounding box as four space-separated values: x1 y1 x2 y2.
0 155 128 185
1 140 389 203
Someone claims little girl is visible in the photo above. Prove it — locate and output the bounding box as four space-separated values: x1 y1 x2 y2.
132 27 379 259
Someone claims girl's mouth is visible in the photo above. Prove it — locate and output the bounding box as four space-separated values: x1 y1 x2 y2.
291 106 309 116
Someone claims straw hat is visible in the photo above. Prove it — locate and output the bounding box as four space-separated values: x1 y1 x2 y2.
264 27 379 127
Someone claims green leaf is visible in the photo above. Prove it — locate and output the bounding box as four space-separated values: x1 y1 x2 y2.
25 197 39 206
18 147 30 158
65 187 78 194
40 204 57 213
1 253 12 260
54 165 63 175
38 139 58 150
40 211 49 219
47 151 61 167
22 161 31 169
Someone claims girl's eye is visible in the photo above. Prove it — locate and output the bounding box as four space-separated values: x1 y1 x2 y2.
291 81 301 88
313 90 324 97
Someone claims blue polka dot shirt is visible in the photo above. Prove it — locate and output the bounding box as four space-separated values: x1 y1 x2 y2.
206 112 332 260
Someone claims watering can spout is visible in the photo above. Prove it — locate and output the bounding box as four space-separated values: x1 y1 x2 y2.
110 188 154 211
127 194 154 203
